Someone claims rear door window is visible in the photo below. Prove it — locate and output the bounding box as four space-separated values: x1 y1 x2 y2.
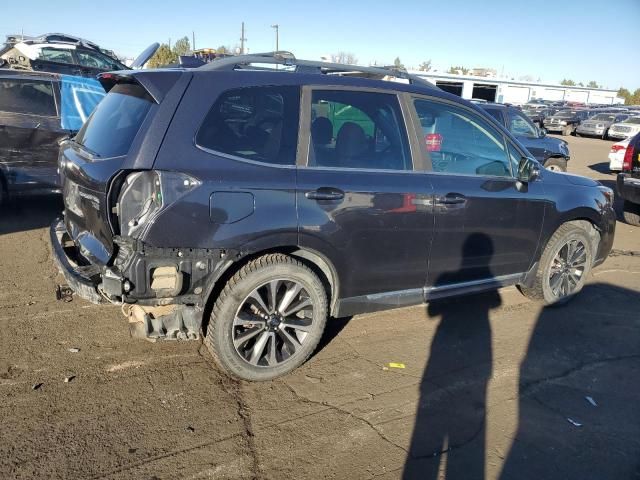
196 86 300 165
38 47 74 65
76 51 122 71
483 107 504 125
0 79 56 116
74 83 154 158
414 98 512 177
509 110 537 137
307 90 411 171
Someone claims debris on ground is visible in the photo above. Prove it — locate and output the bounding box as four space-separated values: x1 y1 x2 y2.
567 418 582 427
585 396 598 407
68 348 80 353
387 362 406 369
64 375 75 383
32 383 43 390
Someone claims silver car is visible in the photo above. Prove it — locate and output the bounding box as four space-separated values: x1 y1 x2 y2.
576 113 631 139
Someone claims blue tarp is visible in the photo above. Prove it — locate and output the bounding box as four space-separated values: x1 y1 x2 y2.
60 75 106 131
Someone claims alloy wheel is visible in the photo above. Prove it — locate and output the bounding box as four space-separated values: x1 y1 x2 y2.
548 239 588 298
232 279 315 367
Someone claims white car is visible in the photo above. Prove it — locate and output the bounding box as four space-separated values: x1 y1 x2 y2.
608 116 640 140
609 138 630 171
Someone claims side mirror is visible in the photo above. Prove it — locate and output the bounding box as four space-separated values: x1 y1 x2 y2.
517 157 541 183
537 126 546 138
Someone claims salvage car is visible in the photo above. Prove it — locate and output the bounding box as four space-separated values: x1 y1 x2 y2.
608 116 640 140
51 54 616 381
0 33 158 77
617 133 640 226
608 138 629 172
576 113 631 139
543 110 587 136
480 103 570 171
0 70 105 205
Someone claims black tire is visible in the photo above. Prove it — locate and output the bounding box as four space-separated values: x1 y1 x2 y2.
205 253 328 381
601 129 608 140
623 201 640 226
519 222 595 306
544 157 567 172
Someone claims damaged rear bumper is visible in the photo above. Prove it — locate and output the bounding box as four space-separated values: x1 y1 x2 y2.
50 218 104 304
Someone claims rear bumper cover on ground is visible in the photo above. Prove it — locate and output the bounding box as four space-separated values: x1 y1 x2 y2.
50 218 103 304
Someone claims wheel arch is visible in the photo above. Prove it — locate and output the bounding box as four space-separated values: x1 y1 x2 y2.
202 244 341 330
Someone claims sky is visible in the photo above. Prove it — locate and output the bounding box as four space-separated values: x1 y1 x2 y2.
2 0 639 90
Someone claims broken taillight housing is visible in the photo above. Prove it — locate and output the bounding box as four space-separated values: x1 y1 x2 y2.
610 144 626 153
116 170 200 238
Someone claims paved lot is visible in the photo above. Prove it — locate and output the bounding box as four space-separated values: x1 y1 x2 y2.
1 136 639 480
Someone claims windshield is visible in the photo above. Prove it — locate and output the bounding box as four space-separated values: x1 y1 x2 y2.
624 117 640 125
555 111 575 118
590 114 615 121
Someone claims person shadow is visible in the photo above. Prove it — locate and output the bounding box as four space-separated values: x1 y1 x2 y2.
403 232 501 480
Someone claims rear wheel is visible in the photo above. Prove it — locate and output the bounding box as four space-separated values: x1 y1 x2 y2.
519 222 595 305
623 201 640 226
205 254 328 381
544 157 567 172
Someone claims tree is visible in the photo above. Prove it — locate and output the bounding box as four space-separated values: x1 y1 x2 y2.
560 79 576 86
587 80 600 88
331 52 358 64
447 65 469 75
631 88 640 105
173 36 191 57
618 88 632 104
418 60 432 72
578 82 584 87
147 43 177 68
393 57 405 70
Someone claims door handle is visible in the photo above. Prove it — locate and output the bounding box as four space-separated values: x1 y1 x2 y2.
435 194 467 206
305 187 345 201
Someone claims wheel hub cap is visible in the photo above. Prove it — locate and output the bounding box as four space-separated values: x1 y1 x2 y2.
549 239 588 298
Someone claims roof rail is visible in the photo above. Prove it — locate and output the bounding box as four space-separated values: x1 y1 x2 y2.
197 52 437 89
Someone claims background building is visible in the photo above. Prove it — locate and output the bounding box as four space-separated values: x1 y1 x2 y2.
410 71 623 105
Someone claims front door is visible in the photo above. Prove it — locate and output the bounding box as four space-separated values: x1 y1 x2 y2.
296 88 434 304
409 96 547 294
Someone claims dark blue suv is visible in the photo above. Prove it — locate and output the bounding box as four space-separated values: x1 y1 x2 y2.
479 103 571 172
51 54 616 381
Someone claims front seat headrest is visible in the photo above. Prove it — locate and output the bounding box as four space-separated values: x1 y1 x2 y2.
336 122 367 160
312 117 333 145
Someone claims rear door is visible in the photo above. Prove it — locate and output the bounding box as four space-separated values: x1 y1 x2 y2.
296 87 434 305
0 76 62 191
409 96 547 294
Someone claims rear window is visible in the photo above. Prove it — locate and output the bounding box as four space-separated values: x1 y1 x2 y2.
0 79 56 116
74 83 153 158
196 86 300 165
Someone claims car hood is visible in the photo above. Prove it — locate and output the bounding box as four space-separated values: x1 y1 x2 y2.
535 135 567 150
544 170 600 187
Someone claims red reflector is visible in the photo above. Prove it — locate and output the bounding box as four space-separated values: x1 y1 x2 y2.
611 145 626 153
425 133 443 152
622 144 634 171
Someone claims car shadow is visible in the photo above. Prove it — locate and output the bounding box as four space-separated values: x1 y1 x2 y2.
0 195 62 236
500 282 640 479
588 161 614 175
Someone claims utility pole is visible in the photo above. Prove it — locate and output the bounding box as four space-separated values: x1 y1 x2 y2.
240 22 247 54
192 31 195 51
271 24 279 52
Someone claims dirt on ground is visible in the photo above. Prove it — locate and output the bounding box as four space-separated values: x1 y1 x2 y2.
0 136 639 480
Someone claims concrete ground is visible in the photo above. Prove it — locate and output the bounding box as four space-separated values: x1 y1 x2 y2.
0 136 638 480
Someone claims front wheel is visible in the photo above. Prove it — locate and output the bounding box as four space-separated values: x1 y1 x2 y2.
205 254 328 381
544 157 567 172
519 222 595 305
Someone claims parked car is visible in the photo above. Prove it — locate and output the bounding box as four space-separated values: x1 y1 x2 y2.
522 106 557 128
608 116 640 140
0 33 158 77
608 139 629 172
543 110 586 136
576 113 632 139
50 54 616 381
0 70 105 205
480 103 570 171
616 133 640 226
